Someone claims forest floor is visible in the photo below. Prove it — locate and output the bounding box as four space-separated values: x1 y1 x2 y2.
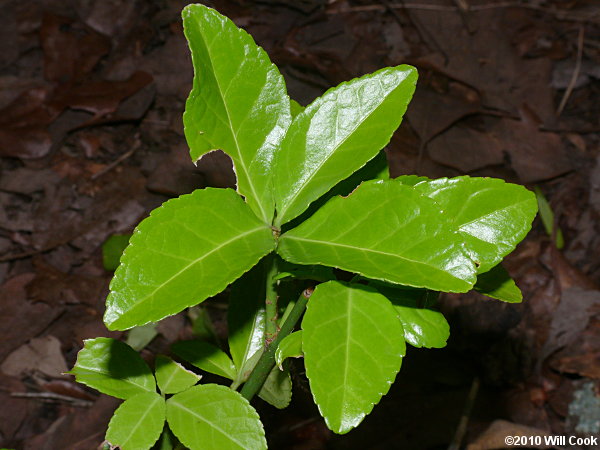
0 0 599 449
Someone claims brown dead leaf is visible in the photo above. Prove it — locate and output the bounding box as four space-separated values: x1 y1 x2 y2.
0 167 60 195
539 287 600 366
407 82 481 145
26 257 106 307
0 335 68 378
426 124 504 172
414 7 555 124
0 274 63 362
551 316 600 379
490 109 572 183
22 395 119 450
41 379 97 402
0 373 27 444
40 13 110 84
467 419 551 450
146 143 206 196
49 71 153 121
0 87 57 159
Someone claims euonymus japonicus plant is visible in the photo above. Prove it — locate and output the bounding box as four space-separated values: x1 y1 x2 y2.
69 4 538 449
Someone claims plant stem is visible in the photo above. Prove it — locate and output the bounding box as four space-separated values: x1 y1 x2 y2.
240 288 313 401
264 254 279 345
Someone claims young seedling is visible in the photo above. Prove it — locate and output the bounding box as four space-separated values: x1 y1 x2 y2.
70 4 538 449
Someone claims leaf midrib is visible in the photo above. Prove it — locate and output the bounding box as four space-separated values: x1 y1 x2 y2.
116 226 269 315
282 235 464 282
340 293 353 423
169 400 248 448
277 72 403 224
118 394 163 446
195 22 267 222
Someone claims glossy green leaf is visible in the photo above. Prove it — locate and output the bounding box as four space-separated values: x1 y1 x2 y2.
166 384 267 450
302 281 406 434
102 234 131 271
106 392 165 450
282 150 390 231
258 366 292 409
274 65 417 226
395 174 430 186
68 338 156 399
279 180 477 292
171 340 236 380
474 263 522 303
104 188 275 330
228 264 265 384
290 99 304 118
155 355 201 395
372 283 449 348
126 323 158 351
182 4 291 222
275 331 303 368
413 176 538 273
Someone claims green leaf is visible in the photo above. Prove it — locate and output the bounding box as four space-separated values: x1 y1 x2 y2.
258 365 292 409
171 340 236 380
534 186 564 249
474 263 522 303
102 234 131 271
302 281 406 434
155 355 201 395
395 174 430 186
290 99 304 118
188 306 217 342
104 188 275 330
166 384 267 450
68 338 155 399
106 392 165 450
154 427 179 450
274 65 417 226
371 283 449 348
228 264 266 384
282 150 390 231
275 331 303 368
279 180 477 292
413 176 538 273
274 261 336 282
182 4 291 223
126 323 158 351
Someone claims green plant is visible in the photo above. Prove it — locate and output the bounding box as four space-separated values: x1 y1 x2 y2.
69 4 538 449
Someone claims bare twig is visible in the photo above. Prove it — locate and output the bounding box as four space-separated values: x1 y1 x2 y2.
448 377 480 450
327 2 600 23
91 136 141 180
556 26 585 118
0 240 69 262
11 391 93 407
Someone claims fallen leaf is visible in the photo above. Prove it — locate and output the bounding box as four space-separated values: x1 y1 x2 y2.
0 335 68 378
426 124 504 172
0 274 63 362
467 419 551 450
539 287 600 365
40 13 110 84
26 258 106 307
